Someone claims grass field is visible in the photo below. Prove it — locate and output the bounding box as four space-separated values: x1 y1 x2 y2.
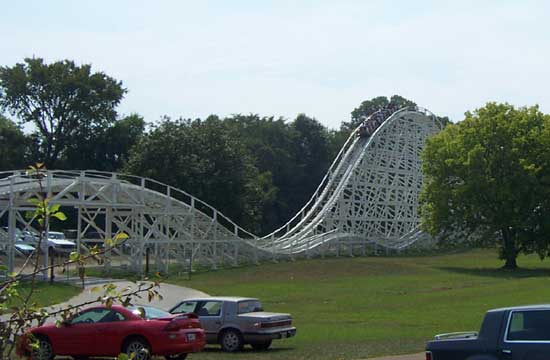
153 249 550 360
7 281 81 308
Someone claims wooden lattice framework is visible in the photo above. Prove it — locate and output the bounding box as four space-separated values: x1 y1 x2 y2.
0 107 441 274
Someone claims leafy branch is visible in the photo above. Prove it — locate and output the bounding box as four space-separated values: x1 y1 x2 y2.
0 164 162 358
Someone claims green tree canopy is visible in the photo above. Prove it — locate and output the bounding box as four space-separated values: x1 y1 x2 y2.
63 113 145 171
124 116 268 231
209 113 332 234
101 113 146 171
223 114 296 233
341 94 451 135
342 95 416 133
0 58 126 168
291 114 332 211
420 103 550 268
0 114 29 171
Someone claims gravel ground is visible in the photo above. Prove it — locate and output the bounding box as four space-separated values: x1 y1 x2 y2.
47 279 207 310
32 278 209 323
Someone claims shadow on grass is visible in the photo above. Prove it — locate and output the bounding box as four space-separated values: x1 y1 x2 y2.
391 247 477 258
438 266 550 279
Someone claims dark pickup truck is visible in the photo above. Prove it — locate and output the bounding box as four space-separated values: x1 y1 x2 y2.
426 305 550 360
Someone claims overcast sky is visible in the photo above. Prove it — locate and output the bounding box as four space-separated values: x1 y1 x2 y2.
2 0 549 129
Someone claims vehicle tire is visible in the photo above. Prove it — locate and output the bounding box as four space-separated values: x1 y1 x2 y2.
220 329 244 352
31 335 54 360
251 340 272 351
164 354 187 360
123 337 151 360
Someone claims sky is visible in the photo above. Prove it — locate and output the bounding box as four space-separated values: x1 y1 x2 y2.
1 0 550 129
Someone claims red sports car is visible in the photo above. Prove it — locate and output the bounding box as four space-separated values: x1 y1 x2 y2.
17 304 205 360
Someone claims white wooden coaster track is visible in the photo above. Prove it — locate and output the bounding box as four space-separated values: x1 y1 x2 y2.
0 107 441 273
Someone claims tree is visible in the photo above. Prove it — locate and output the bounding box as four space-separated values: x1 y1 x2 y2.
0 115 29 171
342 95 416 133
223 114 294 233
63 113 145 172
420 103 550 269
101 113 146 171
341 94 452 135
222 113 333 234
290 114 332 212
0 58 126 168
124 116 267 231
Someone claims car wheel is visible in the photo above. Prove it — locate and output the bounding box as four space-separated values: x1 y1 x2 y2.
251 340 272 351
220 329 244 352
164 354 188 360
31 335 54 360
124 338 151 360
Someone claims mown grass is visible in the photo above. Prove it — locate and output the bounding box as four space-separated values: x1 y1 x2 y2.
155 249 550 359
7 281 81 308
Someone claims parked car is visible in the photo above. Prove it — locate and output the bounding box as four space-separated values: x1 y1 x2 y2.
22 230 39 244
425 304 550 360
169 297 296 352
21 230 76 254
15 241 35 255
20 230 77 255
17 304 205 360
44 231 76 254
1 227 36 255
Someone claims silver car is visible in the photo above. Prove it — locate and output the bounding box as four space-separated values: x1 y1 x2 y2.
169 296 296 352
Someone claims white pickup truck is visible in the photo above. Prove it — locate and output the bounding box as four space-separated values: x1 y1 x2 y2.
44 231 76 254
23 231 76 255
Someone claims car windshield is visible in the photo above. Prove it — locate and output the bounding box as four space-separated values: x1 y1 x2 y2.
129 305 170 319
48 233 65 240
238 300 263 314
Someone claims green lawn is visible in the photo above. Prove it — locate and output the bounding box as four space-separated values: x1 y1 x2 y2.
7 281 81 308
160 249 550 360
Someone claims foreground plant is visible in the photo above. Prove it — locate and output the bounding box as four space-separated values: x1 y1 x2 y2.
0 164 162 358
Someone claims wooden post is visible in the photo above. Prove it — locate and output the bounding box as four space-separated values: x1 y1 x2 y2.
145 247 150 276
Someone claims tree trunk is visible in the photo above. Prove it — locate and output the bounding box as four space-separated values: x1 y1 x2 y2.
501 228 518 269
503 255 517 269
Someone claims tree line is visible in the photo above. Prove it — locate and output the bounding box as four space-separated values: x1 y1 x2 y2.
2 57 549 268
0 58 431 235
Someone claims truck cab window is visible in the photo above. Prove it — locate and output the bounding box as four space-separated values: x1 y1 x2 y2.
507 310 550 341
